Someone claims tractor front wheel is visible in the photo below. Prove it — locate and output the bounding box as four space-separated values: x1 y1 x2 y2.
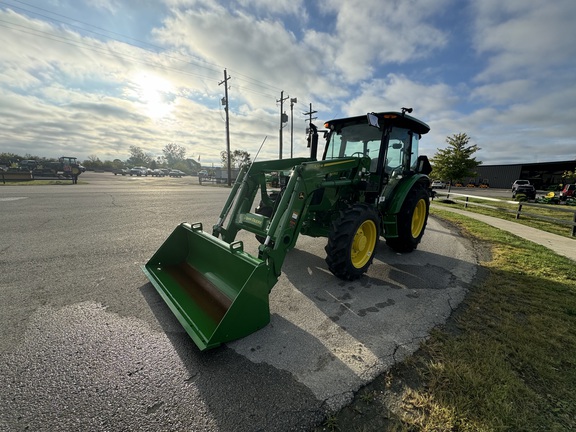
386 184 429 252
325 204 380 280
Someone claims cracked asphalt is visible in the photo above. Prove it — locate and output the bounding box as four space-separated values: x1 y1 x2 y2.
0 172 477 431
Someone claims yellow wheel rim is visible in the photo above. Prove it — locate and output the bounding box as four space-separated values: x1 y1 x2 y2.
411 199 427 238
351 220 377 268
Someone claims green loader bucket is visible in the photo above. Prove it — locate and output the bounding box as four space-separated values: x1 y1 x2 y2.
142 223 271 350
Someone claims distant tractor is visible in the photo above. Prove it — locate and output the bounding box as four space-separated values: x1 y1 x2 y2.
27 156 83 179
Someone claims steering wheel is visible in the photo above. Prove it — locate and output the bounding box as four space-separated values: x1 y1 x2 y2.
350 152 364 158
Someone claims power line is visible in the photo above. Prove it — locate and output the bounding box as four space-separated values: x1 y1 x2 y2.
3 1 222 74
0 20 221 88
3 0 290 99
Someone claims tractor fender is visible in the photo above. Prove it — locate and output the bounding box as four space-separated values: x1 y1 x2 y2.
383 174 430 215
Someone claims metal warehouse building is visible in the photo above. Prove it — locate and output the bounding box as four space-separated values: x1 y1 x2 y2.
471 160 576 189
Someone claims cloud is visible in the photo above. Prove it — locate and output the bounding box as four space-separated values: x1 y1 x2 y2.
235 0 307 18
326 0 450 81
1 0 575 167
472 0 576 81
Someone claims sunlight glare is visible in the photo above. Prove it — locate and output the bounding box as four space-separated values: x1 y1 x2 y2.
133 72 175 119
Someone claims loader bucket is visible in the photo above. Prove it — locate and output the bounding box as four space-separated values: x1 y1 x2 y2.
142 223 272 350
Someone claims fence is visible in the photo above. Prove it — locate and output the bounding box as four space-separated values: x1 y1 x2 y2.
434 191 576 237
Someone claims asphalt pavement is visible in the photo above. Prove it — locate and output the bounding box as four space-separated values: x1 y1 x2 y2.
0 175 493 431
3 176 572 431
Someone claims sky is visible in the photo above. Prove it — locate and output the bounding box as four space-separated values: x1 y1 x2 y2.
1 0 575 167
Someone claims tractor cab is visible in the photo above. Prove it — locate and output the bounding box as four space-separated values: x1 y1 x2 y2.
322 109 431 200
59 156 78 165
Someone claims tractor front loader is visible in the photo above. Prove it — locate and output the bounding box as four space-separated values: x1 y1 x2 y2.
143 109 432 350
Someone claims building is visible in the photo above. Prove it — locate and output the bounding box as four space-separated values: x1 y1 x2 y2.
472 160 575 189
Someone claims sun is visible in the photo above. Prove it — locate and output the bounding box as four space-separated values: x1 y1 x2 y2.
132 72 175 119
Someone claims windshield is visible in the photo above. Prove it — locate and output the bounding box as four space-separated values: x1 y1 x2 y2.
325 124 419 177
325 124 382 160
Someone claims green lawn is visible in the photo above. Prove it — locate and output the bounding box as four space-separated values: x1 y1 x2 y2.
432 194 576 238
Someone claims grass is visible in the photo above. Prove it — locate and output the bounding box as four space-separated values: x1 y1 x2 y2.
432 195 576 239
317 208 576 432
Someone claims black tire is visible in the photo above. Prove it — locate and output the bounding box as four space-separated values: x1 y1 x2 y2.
386 185 429 253
325 204 380 280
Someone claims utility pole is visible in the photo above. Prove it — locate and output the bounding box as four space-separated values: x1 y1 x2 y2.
290 97 297 158
303 103 318 156
219 69 232 186
277 91 289 159
303 102 317 131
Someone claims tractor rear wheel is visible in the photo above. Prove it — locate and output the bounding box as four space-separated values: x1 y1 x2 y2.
386 184 429 252
325 204 379 280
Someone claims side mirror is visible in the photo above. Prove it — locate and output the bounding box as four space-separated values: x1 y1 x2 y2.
367 113 379 128
415 155 432 175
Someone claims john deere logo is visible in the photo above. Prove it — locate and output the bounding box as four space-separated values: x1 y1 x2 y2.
299 192 305 199
244 214 263 227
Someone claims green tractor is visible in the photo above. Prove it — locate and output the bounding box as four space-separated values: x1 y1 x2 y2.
143 108 433 350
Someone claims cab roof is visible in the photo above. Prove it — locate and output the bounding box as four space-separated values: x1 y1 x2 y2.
324 111 430 135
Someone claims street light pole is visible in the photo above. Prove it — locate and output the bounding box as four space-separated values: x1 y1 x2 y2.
277 91 289 159
290 97 297 158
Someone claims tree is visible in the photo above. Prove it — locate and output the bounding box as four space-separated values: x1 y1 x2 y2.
111 159 125 170
83 155 103 170
221 149 251 169
562 167 575 184
430 133 481 186
155 155 167 167
127 146 151 167
162 143 186 167
186 158 201 171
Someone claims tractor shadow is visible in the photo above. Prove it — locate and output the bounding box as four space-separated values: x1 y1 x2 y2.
279 216 478 351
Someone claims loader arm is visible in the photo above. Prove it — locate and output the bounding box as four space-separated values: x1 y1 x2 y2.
213 156 371 285
255 157 372 285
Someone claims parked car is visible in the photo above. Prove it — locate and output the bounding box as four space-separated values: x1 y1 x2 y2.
198 170 208 176
130 167 147 176
431 180 446 189
512 183 536 200
559 184 575 201
169 169 185 177
511 179 530 192
113 168 130 176
151 169 165 177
